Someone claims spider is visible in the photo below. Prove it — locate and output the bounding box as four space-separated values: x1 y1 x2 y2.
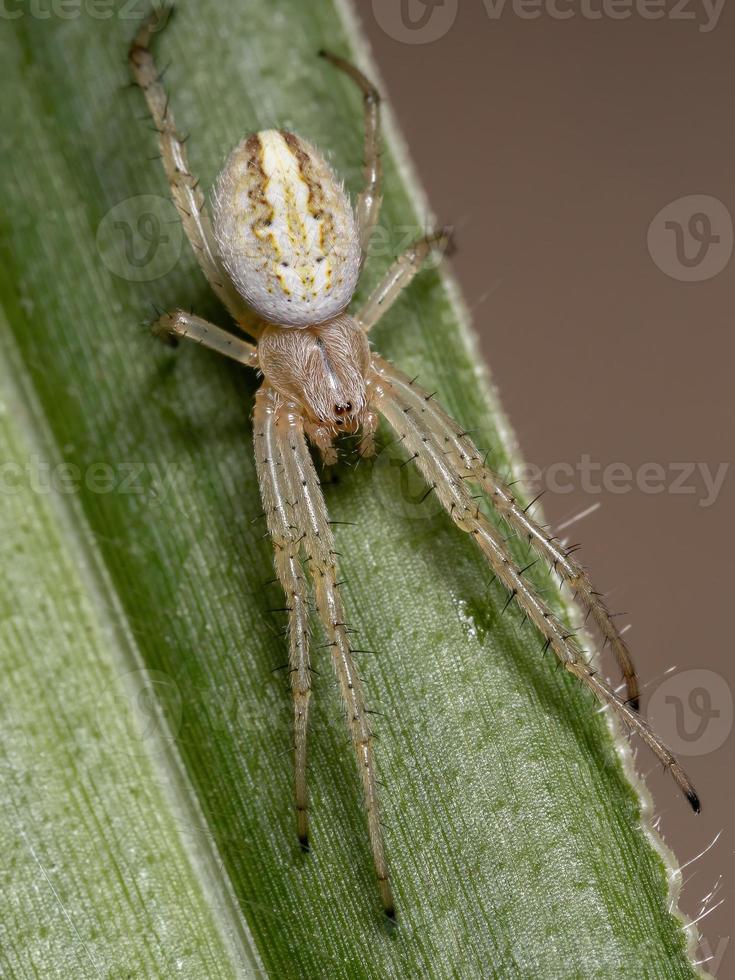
129 9 698 920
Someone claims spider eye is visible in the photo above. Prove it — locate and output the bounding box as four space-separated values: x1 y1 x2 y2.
334 402 352 416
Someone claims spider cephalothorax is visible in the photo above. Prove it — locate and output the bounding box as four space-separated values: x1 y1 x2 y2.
130 10 698 921
257 317 372 441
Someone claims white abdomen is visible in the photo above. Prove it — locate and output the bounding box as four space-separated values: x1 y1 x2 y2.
213 129 361 328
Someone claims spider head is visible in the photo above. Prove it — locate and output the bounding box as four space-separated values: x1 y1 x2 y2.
329 399 362 436
258 317 371 434
333 401 353 423
213 129 361 328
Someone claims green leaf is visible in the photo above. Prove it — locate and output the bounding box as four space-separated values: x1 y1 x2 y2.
0 1 700 976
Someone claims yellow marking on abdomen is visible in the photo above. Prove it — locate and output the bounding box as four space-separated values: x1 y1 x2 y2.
256 131 332 299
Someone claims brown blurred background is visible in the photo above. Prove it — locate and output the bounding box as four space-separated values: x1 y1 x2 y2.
359 0 733 973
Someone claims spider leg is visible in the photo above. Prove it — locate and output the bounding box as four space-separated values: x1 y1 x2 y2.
129 9 260 337
372 355 640 710
153 311 258 368
319 50 382 258
254 389 313 848
357 409 379 459
356 229 453 333
371 359 699 812
257 387 394 916
304 421 338 466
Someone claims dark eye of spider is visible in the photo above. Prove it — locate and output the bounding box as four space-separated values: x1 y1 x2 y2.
334 403 352 423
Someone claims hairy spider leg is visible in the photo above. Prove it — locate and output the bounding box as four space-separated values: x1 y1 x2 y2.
320 50 383 259
129 10 261 337
152 311 259 366
254 391 313 848
356 229 453 333
371 359 698 811
256 388 394 916
372 355 640 710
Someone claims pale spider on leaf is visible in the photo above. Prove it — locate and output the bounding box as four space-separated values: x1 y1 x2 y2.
129 9 698 920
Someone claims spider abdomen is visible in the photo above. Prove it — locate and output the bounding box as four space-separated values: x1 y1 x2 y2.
212 129 361 328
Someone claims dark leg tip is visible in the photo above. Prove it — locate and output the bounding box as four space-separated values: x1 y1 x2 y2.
378 878 396 923
317 48 327 58
298 834 310 852
628 696 640 712
686 789 701 814
440 226 458 258
150 319 178 347
143 3 176 39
